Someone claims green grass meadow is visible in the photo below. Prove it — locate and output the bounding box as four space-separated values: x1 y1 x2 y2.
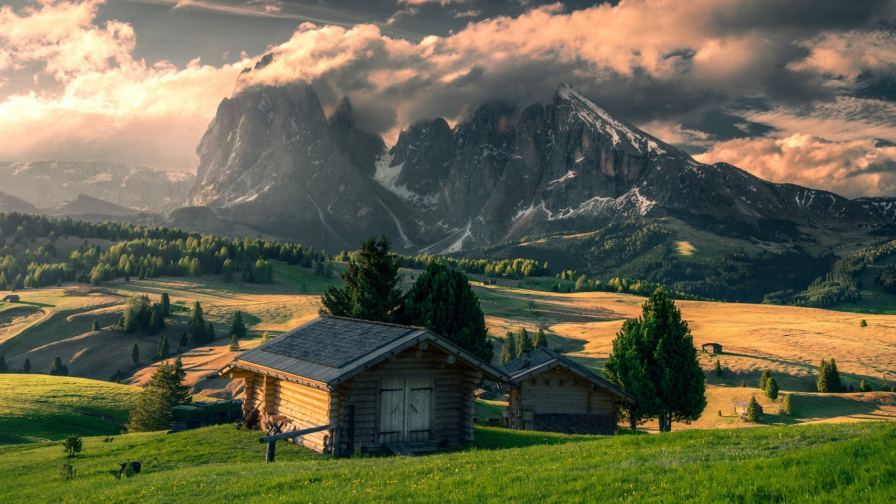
1 421 894 503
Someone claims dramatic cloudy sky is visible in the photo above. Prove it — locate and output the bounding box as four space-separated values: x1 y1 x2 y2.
2 0 896 197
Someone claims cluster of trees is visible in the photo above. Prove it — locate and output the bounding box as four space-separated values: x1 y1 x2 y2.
128 357 191 432
453 219 835 304
550 274 707 300
394 254 549 280
499 327 547 364
0 212 343 293
759 370 779 400
604 289 706 432
121 293 170 334
321 236 493 361
874 264 896 295
816 359 843 393
770 239 896 308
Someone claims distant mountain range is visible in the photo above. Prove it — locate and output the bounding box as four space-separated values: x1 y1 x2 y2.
188 71 896 253
0 161 195 214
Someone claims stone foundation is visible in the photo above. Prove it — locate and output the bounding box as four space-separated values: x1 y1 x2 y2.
533 413 617 435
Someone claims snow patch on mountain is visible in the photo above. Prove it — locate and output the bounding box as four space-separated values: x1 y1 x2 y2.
548 187 656 220
374 153 438 208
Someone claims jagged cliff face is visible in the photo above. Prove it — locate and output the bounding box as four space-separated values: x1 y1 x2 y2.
189 77 896 252
0 161 194 213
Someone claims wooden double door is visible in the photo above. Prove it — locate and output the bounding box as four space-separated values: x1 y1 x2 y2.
377 378 434 445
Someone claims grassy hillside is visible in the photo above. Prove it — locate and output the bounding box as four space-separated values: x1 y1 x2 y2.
2 422 894 503
0 375 139 444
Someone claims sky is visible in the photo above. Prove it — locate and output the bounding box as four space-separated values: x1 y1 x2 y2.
1 0 895 198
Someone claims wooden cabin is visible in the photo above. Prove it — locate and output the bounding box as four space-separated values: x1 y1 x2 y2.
735 400 762 417
702 343 723 354
502 348 636 435
1 295 19 303
221 316 510 455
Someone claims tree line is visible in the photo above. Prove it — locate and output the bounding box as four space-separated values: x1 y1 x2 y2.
0 212 335 291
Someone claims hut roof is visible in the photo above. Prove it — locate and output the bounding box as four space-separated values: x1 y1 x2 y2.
226 316 511 388
501 348 637 404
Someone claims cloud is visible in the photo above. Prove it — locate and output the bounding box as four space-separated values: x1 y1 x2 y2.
1 0 896 193
695 134 896 197
0 0 250 169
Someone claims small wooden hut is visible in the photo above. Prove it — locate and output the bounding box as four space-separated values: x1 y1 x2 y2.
502 348 636 435
220 316 510 455
702 343 723 354
1 295 19 303
734 400 762 417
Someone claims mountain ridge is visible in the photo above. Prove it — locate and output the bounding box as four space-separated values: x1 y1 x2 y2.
188 75 896 253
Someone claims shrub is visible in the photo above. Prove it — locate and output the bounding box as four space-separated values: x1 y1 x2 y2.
765 377 779 400
860 380 872 392
713 360 722 377
49 356 68 376
91 320 100 332
746 396 761 423
62 435 82 459
759 370 772 391
740 380 746 388
782 394 793 415
860 319 867 327
229 334 240 352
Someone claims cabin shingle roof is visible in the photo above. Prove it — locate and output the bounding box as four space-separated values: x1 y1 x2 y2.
501 348 636 403
229 316 512 387
261 317 417 368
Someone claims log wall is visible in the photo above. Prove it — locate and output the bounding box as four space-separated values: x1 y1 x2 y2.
508 366 619 434
339 345 479 452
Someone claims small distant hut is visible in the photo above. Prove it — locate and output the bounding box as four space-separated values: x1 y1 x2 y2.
502 348 636 435
220 316 510 455
734 400 762 417
702 343 723 354
1 295 19 303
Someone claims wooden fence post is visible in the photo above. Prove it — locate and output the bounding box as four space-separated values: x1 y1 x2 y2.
265 441 276 463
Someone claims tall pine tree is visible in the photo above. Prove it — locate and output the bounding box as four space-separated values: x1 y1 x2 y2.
516 328 533 357
533 328 547 349
403 262 493 362
604 288 706 432
131 343 140 367
229 311 247 339
320 236 404 323
128 357 191 432
189 301 206 347
500 331 517 365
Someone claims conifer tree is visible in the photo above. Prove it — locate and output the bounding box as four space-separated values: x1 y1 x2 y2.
765 377 779 400
178 332 189 351
713 360 722 377
261 331 271 343
131 343 140 367
160 293 170 317
23 358 31 374
222 259 234 282
860 319 867 327
128 358 191 432
189 258 202 277
759 370 772 391
741 379 746 387
827 358 843 392
157 335 169 360
533 328 547 349
320 235 404 323
782 394 793 415
49 356 68 376
91 320 100 332
0 354 6 374
403 261 493 361
500 332 517 365
229 311 247 339
817 359 830 392
229 334 240 352
860 380 872 392
149 309 162 335
516 328 533 357
746 396 761 422
604 288 706 432
207 322 216 342
189 301 205 346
